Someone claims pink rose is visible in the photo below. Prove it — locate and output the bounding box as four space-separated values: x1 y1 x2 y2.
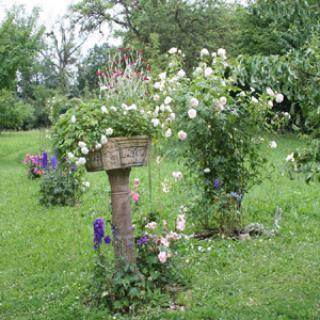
131 191 140 203
145 222 157 230
158 251 168 263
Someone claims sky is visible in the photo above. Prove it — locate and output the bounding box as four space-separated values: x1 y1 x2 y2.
0 0 121 53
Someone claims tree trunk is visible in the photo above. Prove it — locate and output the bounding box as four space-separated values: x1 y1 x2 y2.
107 168 135 269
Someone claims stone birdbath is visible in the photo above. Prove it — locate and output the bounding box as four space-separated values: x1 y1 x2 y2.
85 136 150 268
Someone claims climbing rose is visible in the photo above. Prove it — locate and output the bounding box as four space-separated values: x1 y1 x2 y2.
188 108 197 119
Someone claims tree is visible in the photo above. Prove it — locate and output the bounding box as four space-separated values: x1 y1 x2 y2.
72 0 243 70
237 0 320 55
42 18 87 94
0 6 45 91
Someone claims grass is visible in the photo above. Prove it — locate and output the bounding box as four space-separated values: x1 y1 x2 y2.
0 130 320 320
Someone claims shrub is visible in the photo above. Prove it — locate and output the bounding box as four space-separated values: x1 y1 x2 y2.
0 89 34 131
39 152 85 207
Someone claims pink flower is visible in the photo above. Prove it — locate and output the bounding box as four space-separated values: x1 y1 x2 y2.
131 191 140 203
176 214 186 231
167 231 181 240
145 222 157 230
160 237 170 247
158 251 168 263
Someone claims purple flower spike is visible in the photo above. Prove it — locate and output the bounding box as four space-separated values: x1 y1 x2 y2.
213 179 220 190
51 155 58 170
104 235 111 245
42 151 48 169
137 234 149 246
93 218 105 249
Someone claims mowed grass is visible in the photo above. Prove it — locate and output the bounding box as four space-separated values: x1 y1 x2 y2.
0 130 320 320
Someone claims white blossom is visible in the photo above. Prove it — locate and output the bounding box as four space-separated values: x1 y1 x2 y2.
110 106 117 112
188 108 197 119
204 67 213 77
159 72 166 80
83 181 90 188
239 91 246 97
95 143 102 150
165 128 172 138
286 153 295 162
81 147 89 155
169 112 176 121
168 47 177 54
276 93 284 103
204 168 211 173
164 105 172 113
268 100 274 108
177 69 186 78
269 141 277 149
101 105 107 113
78 141 86 148
172 171 183 182
105 128 113 136
76 157 86 166
153 94 160 101
127 104 137 111
152 118 160 127
101 135 108 145
252 96 259 104
154 82 161 90
190 97 199 108
160 104 165 112
266 87 275 97
164 96 173 105
220 96 227 106
67 152 75 160
162 181 170 193
217 48 227 58
178 130 187 141
200 48 210 57
71 115 76 123
284 112 291 119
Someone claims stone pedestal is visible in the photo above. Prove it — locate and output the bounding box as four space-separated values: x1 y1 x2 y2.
86 136 150 268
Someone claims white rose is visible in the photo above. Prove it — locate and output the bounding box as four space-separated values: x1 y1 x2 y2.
110 106 117 112
188 108 197 119
200 48 209 57
152 118 160 127
190 97 199 108
95 143 102 150
81 147 89 155
71 115 76 123
178 130 187 141
105 128 113 136
160 104 165 112
286 153 294 162
83 181 90 188
154 82 161 90
204 67 213 77
269 141 277 149
217 48 226 58
67 152 75 160
252 96 259 104
101 105 107 113
276 93 284 103
78 141 86 148
164 96 173 105
101 135 108 145
177 69 186 78
165 128 172 138
76 157 86 166
164 105 172 113
266 87 275 97
159 72 166 80
169 112 176 121
153 94 160 101
168 47 177 54
219 96 227 106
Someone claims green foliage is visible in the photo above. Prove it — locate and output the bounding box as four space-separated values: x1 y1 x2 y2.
0 89 34 131
2 131 320 319
39 166 82 207
0 6 44 91
48 95 81 125
155 48 278 229
73 0 243 70
234 33 320 131
237 0 320 55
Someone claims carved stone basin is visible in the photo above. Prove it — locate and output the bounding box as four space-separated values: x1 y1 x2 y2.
85 136 151 172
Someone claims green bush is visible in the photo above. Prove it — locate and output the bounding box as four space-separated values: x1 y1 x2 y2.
39 166 83 207
0 89 34 131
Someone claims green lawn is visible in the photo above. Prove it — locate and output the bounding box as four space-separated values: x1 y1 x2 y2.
0 130 319 320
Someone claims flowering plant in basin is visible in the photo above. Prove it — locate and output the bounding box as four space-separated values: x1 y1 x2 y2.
53 48 167 168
